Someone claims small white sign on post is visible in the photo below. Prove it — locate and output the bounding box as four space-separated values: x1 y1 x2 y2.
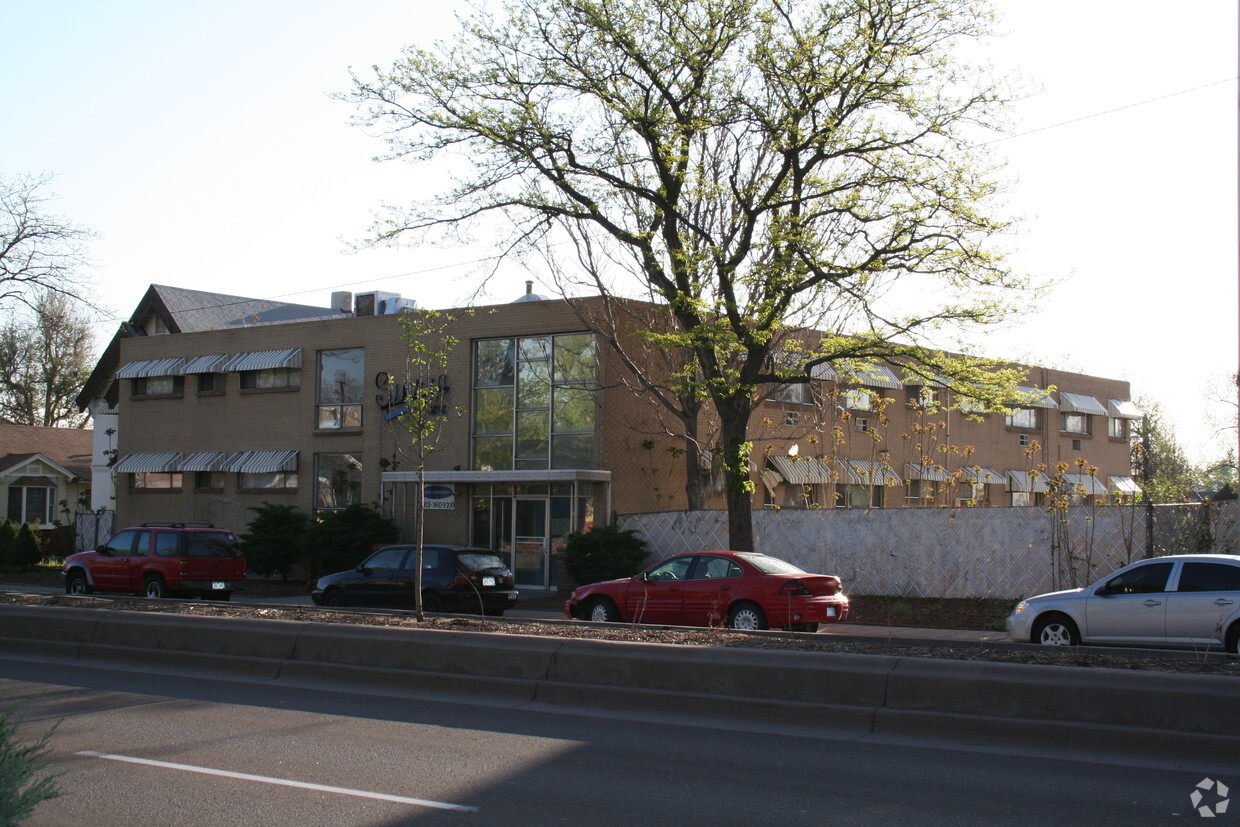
423 483 456 510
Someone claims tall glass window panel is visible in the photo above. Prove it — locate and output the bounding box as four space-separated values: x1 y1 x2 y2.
317 349 364 429
474 387 515 434
516 410 550 465
475 340 515 387
474 436 513 471
315 454 362 510
553 334 596 382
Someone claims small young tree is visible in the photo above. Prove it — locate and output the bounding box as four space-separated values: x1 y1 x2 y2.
240 503 311 580
301 504 399 581
9 524 41 567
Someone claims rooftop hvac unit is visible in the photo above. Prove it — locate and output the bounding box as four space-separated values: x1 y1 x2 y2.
380 297 417 314
355 291 400 317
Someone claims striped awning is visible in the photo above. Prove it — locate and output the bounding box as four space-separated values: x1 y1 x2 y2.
1063 473 1108 496
222 348 301 372
1007 470 1050 493
768 455 836 485
221 450 299 474
115 357 186 379
760 469 783 494
179 451 229 472
905 463 949 482
1109 476 1143 495
960 466 1004 484
182 354 231 374
1059 392 1108 416
1010 386 1058 409
839 363 902 389
837 459 902 485
1107 399 1143 419
113 452 183 473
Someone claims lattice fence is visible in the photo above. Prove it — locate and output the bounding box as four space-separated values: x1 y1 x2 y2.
619 501 1239 599
74 510 114 554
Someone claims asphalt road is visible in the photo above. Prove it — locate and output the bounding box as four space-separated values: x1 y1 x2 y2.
2 656 1233 826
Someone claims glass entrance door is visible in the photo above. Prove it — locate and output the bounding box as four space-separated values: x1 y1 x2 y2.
513 498 549 589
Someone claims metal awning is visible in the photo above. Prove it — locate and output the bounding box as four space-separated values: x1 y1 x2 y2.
182 354 231 374
1107 399 1143 419
115 357 186 379
1059 392 1108 416
222 348 302 372
1007 470 1050 493
960 466 1004 484
221 450 299 474
1109 476 1143 495
905 463 949 482
1010 386 1057 409
113 452 183 473
760 469 783 494
769 455 836 485
837 459 902 485
838 363 902 389
1063 473 1108 496
179 451 229 472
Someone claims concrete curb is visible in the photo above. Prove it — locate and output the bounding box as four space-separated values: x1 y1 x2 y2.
1 604 1236 765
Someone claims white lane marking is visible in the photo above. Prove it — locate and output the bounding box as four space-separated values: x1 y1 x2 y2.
75 751 477 812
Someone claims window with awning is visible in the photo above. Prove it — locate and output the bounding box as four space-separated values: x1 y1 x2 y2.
115 358 186 379
222 349 302 372
1059 392 1108 416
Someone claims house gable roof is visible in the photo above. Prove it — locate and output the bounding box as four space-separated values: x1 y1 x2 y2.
0 423 93 480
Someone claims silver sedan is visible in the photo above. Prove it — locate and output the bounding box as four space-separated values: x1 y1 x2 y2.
1006 553 1240 652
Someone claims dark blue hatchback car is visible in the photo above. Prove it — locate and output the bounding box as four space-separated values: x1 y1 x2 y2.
310 544 518 615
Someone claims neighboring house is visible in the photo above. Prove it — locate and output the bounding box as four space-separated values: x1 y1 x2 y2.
81 282 1140 593
0 423 92 527
75 284 350 511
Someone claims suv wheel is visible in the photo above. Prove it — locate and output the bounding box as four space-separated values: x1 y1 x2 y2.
143 576 169 599
66 572 90 595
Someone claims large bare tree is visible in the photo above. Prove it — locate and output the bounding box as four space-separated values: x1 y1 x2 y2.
1 173 94 310
345 0 1035 550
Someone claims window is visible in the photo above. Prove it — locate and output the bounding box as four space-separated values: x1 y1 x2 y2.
783 410 800 427
645 555 695 582
843 389 874 411
1005 407 1037 429
130 472 182 490
197 373 223 394
1010 491 1033 507
315 453 361 511
1061 412 1090 434
855 418 870 432
132 376 183 397
906 388 938 409
1103 562 1173 595
767 383 811 404
194 471 224 490
241 368 299 390
1177 562 1240 592
1071 439 1082 451
1108 417 1126 438
907 479 935 501
689 556 744 579
7 485 54 524
317 348 364 429
843 484 882 508
472 333 596 471
240 471 298 490
1018 433 1032 447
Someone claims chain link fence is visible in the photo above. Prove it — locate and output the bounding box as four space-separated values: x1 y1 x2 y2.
619 501 1239 599
74 510 114 554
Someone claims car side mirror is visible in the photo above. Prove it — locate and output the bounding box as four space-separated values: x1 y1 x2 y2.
97 545 111 555
356 564 370 575
639 571 651 583
1094 584 1111 597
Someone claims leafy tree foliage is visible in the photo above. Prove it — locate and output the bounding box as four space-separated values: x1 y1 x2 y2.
0 707 63 824
563 525 649 587
0 522 15 567
345 0 1031 550
1132 398 1197 503
0 289 95 427
301 504 399 580
240 503 311 579
9 524 41 568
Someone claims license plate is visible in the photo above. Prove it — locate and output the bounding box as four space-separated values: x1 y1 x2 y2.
826 606 837 617
211 581 227 590
482 576 496 587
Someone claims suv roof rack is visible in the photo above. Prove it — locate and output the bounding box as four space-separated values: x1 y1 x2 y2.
140 522 217 528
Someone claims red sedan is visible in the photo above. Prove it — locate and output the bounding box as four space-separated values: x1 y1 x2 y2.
564 550 849 631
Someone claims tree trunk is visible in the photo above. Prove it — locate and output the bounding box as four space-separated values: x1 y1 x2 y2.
717 397 755 552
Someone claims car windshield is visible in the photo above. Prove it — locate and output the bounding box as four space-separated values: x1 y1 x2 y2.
186 533 241 558
457 552 506 572
736 553 806 575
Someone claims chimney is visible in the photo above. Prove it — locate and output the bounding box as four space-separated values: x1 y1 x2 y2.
331 291 353 314
525 280 534 296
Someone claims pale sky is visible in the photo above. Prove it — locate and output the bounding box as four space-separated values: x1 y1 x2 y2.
3 1 1236 465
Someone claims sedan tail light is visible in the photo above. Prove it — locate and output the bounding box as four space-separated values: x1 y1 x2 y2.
779 579 812 596
451 574 472 588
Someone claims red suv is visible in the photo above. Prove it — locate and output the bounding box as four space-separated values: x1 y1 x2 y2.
62 523 247 600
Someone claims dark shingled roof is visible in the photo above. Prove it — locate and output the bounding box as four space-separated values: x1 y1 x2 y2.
0 423 93 480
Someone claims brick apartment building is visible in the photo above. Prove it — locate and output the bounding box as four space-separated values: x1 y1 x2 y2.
79 284 1140 590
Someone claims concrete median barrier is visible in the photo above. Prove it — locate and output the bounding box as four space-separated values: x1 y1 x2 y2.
0 604 1236 765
